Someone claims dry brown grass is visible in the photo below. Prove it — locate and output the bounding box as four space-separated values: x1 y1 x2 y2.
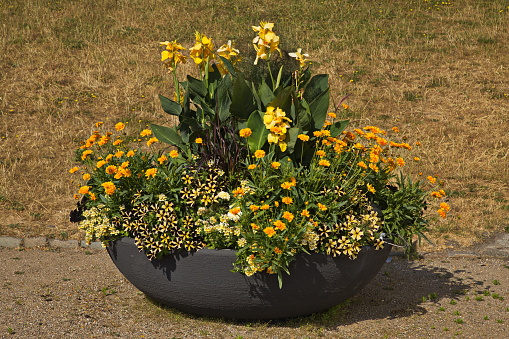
1 0 508 251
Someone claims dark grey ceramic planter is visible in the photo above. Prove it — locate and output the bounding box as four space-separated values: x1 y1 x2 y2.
107 237 391 320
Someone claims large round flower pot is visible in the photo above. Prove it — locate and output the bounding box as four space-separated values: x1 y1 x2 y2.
107 237 392 320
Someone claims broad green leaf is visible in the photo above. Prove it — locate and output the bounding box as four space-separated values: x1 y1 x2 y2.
216 75 232 122
159 95 182 116
246 111 269 152
218 56 236 77
303 74 329 103
258 81 275 107
268 86 293 114
309 88 330 130
330 120 350 137
150 124 184 148
186 75 207 97
230 74 256 120
285 127 300 153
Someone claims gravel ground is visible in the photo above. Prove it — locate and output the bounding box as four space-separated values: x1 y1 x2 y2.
1 246 509 339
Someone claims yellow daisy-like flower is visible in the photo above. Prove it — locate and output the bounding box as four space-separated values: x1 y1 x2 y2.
318 159 330 167
105 165 117 175
318 203 327 211
101 181 116 195
263 227 277 237
158 155 168 164
78 186 90 194
367 183 376 193
140 129 152 137
239 128 252 138
281 196 293 205
271 162 281 169
273 220 286 231
195 138 203 144
169 150 179 158
282 211 294 222
115 122 125 131
301 209 310 217
427 176 437 184
69 167 79 174
145 168 158 178
96 160 107 168
81 150 93 160
146 137 159 146
126 150 136 157
113 139 123 146
316 150 326 158
396 157 405 167
82 173 91 181
248 164 257 170
254 150 266 158
298 134 310 141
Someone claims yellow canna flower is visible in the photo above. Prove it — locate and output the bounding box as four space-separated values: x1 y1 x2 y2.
288 48 310 68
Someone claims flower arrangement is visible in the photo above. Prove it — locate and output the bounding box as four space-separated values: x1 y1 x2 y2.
70 22 449 285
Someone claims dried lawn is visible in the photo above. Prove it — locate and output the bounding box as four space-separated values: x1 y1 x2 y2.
1 0 508 251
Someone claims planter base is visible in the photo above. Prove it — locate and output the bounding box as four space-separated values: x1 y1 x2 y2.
107 237 391 319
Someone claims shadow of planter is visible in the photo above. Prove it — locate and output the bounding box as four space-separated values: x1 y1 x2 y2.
107 237 392 320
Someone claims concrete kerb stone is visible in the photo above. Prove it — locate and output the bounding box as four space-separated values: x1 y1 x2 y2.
0 236 103 250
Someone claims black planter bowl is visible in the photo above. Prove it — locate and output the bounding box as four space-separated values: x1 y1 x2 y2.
107 237 392 320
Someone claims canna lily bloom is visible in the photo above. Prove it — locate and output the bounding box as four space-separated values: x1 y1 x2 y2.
160 40 187 71
252 22 281 64
288 48 310 68
189 32 215 69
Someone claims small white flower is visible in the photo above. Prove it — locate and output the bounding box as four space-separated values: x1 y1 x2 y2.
216 191 230 201
158 194 167 202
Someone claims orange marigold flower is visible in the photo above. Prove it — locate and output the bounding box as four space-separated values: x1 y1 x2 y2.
274 247 283 254
248 164 257 170
392 127 400 133
369 163 379 172
195 137 203 144
396 157 405 167
146 137 159 146
232 187 245 197
357 161 368 169
140 129 152 137
260 204 270 210
82 173 91 180
251 223 260 230
113 139 123 146
97 135 110 146
126 150 136 157
69 166 79 173
249 204 260 212
342 103 349 110
81 150 93 160
318 159 331 167
281 196 293 205
440 202 451 212
158 155 168 164
414 157 420 161
169 150 179 158
101 181 116 195
96 160 107 168
239 128 253 138
95 121 104 127
88 192 97 200
427 176 437 184
437 208 447 218
78 186 90 194
263 227 277 237
254 150 266 158
298 134 310 141
318 203 327 211
145 168 158 178
282 211 294 222
105 165 117 174
431 191 443 198
271 161 281 169
273 220 286 231
327 112 337 118
301 209 310 217
313 130 324 137
316 150 326 158
115 122 125 131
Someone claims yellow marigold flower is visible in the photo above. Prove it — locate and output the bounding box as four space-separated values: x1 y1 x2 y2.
120 161 129 168
282 211 294 222
232 187 245 197
342 103 349 110
126 150 136 157
369 163 379 172
439 189 446 196
97 135 110 146
431 191 443 198
146 137 159 146
273 220 286 231
249 204 260 212
81 150 93 160
254 150 266 158
101 181 116 195
115 122 125 131
251 223 260 230
367 183 376 193
392 127 400 133
239 128 252 138
69 166 79 174
376 137 388 146
248 164 257 170
82 173 91 180
318 203 327 211
145 168 158 178
78 186 90 194
414 157 420 161
318 159 331 167
427 176 437 184
195 137 203 144
437 208 447 218
88 192 97 200
327 112 337 119
260 204 270 210
369 153 380 163
274 201 280 207
440 202 451 212
274 247 283 254
229 207 242 215
113 139 123 146
140 129 152 137
358 161 368 169
313 130 323 137
96 160 107 168
298 134 310 141
281 196 293 205
271 162 281 169
301 209 310 217
263 227 277 237
95 121 104 127
105 165 117 175
281 181 293 190
73 194 80 200
396 157 405 167
169 150 179 158
158 155 168 164
316 150 326 158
